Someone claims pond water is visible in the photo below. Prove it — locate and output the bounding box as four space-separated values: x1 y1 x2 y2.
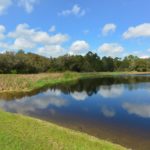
0 75 150 150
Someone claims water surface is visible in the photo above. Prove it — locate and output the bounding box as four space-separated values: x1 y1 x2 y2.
0 75 150 150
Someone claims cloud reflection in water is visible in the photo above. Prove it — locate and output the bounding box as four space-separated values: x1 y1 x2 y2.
70 91 88 101
0 90 68 114
101 106 116 117
123 103 150 118
98 84 124 98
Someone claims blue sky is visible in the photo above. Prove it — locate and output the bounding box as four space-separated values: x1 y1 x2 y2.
0 0 150 58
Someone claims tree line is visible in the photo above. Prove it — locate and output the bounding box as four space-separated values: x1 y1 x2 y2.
0 50 150 73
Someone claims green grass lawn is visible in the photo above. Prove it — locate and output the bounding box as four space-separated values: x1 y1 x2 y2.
0 110 126 150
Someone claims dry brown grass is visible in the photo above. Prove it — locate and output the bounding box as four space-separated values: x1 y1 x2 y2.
0 73 63 92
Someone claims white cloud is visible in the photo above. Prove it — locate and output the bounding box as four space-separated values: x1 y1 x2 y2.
129 50 150 59
0 23 69 57
69 40 90 55
139 55 150 59
0 42 10 49
0 0 39 15
59 4 85 17
0 25 5 32
8 24 28 37
123 103 150 118
37 45 65 57
17 0 39 13
8 23 68 47
102 23 116 36
48 33 69 45
98 84 124 98
9 23 68 45
13 38 36 49
49 25 56 32
0 25 6 39
123 23 150 39
33 32 68 45
0 0 12 15
98 43 124 57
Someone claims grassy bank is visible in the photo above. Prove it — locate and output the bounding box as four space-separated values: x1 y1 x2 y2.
0 110 126 150
0 71 149 93
0 72 136 149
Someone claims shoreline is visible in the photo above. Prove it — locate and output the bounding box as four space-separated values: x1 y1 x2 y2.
0 110 127 150
0 72 147 149
0 71 150 95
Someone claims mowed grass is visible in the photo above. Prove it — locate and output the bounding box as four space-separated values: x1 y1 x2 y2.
0 111 127 150
0 71 148 93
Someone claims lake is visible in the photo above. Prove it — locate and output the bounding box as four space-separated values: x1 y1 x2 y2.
0 75 150 150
